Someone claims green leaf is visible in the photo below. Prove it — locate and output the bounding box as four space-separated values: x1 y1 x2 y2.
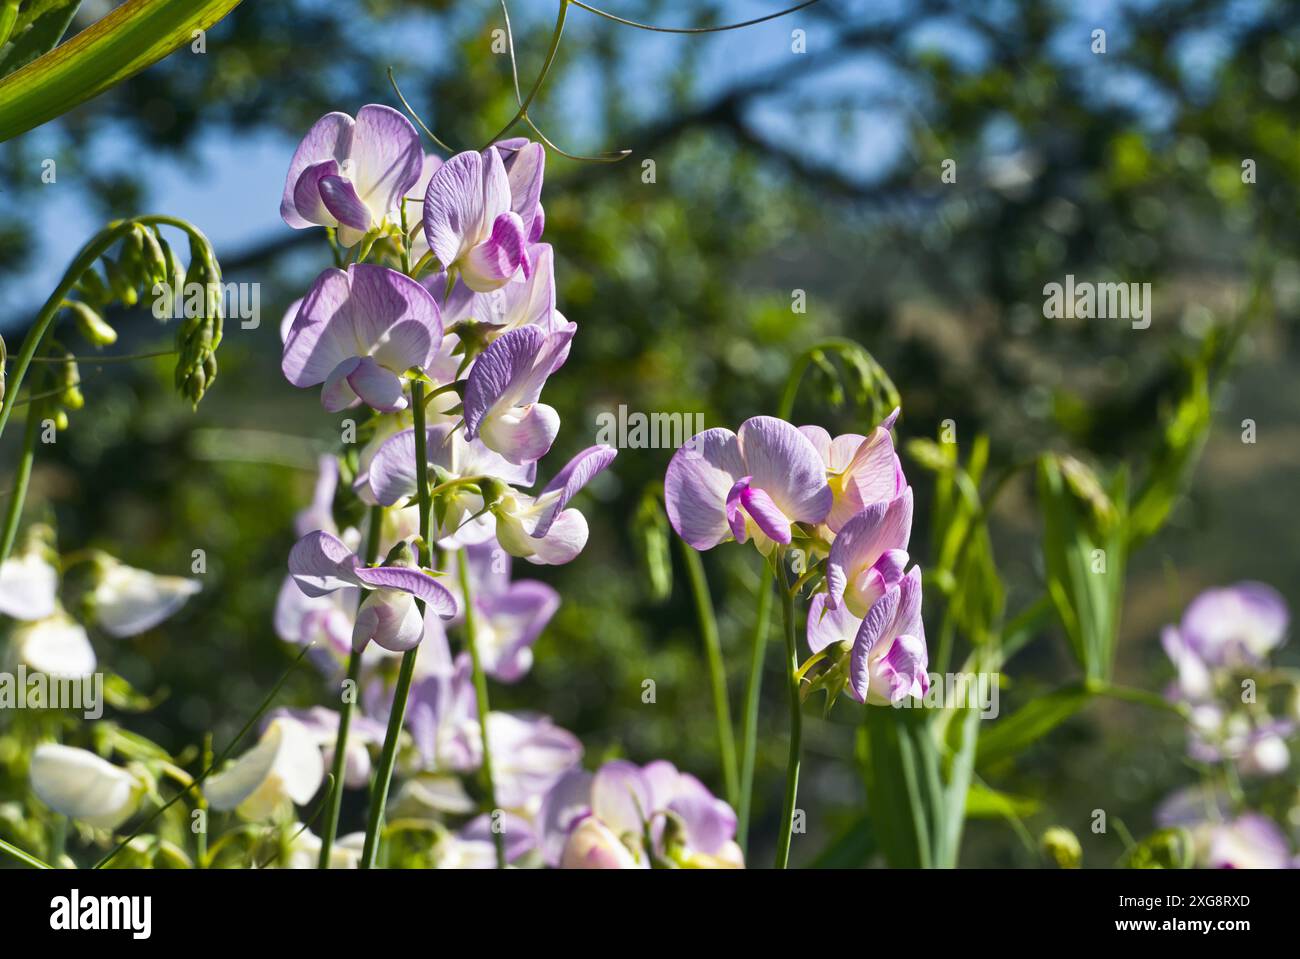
975 682 1093 768
862 706 934 868
863 704 980 868
0 1 80 80
807 814 876 869
1037 455 1128 681
0 0 245 142
965 782 1040 819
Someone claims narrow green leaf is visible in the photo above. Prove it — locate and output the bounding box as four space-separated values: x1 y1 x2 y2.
975 683 1093 768
0 0 80 79
0 0 244 142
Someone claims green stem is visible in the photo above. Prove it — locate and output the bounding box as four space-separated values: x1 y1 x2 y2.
774 552 802 869
94 643 312 868
0 836 50 869
360 383 432 868
737 564 772 856
457 547 506 869
317 504 384 868
0 397 41 567
678 538 739 808
0 215 211 445
482 0 569 147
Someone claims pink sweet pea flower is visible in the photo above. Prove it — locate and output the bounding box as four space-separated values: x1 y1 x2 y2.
799 408 905 534
281 104 424 247
282 263 443 413
490 445 618 566
288 530 456 653
423 149 529 292
825 489 914 617
807 565 930 704
462 324 574 465
665 416 832 554
540 759 742 869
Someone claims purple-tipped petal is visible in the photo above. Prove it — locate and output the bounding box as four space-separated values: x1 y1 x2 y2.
462 211 526 292
739 485 793 544
892 566 925 644
423 149 509 269
291 160 341 228
354 566 458 620
826 489 914 612
350 104 423 220
346 356 407 412
848 586 901 703
830 428 903 532
806 591 860 655
346 264 443 370
869 632 930 704
500 140 545 240
283 264 441 404
736 416 832 525
282 112 354 228
463 326 573 462
318 174 373 234
289 530 361 597
534 445 618 537
664 428 746 550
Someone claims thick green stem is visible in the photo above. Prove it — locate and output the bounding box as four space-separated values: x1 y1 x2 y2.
678 538 739 808
318 504 384 868
774 554 802 869
737 564 772 856
457 548 506 869
360 385 432 868
0 398 41 566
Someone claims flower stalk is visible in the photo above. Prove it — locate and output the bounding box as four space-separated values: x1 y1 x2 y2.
360 383 431 868
774 550 802 869
317 503 384 868
457 547 507 869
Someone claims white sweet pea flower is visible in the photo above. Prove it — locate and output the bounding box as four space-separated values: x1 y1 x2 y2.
10 613 96 676
0 550 59 621
278 824 361 869
89 559 201 638
204 717 326 821
30 744 146 830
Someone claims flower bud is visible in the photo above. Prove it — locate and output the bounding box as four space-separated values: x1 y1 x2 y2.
76 264 112 305
139 226 169 286
64 300 118 347
104 256 138 307
1041 826 1083 868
